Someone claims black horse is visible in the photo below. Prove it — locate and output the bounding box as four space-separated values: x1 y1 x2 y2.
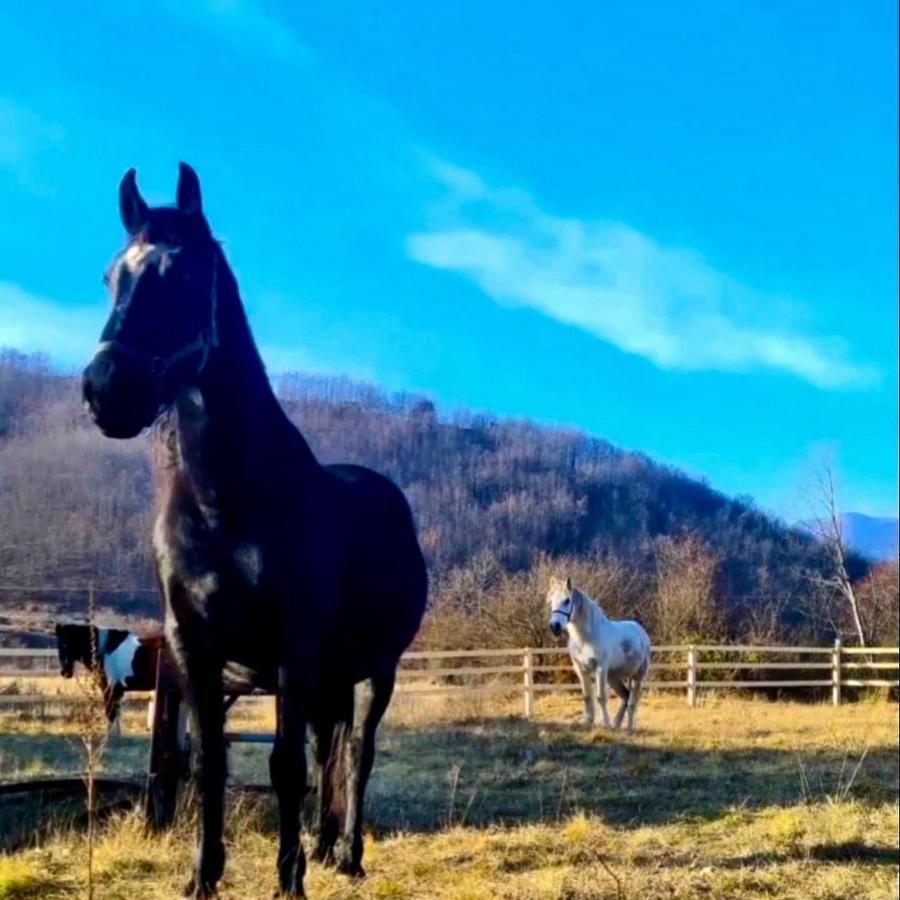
82 164 427 898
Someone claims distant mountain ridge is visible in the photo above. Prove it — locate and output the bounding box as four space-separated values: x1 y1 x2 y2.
840 512 899 562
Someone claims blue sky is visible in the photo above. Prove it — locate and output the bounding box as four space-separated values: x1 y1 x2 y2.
0 1 897 520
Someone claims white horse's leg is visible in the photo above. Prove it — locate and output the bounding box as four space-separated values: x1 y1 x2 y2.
627 669 645 733
610 677 630 730
596 664 612 728
574 663 594 726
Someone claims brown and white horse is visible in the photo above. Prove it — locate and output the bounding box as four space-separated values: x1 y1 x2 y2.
55 622 160 730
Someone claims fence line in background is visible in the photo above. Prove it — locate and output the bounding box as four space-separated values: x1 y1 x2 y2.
0 642 897 715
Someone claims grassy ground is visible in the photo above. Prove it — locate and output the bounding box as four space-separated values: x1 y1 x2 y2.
0 690 897 899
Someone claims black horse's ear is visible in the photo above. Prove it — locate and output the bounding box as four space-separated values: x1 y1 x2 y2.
119 168 148 236
176 162 203 216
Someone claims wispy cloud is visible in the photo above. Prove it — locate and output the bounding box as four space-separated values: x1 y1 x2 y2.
0 282 101 367
407 160 877 390
163 0 311 64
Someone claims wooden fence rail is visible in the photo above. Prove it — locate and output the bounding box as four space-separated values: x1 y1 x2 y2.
5 641 892 830
1 642 897 715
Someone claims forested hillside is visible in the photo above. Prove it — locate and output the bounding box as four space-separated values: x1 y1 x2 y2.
1 350 893 647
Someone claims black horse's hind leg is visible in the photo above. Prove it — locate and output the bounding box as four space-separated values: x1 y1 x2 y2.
309 714 339 865
180 656 226 899
310 683 352 866
333 670 395 877
270 664 311 897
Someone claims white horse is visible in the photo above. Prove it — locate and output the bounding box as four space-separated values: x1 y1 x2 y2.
547 577 651 732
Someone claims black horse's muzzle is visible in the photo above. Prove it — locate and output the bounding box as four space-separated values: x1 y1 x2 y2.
82 346 159 439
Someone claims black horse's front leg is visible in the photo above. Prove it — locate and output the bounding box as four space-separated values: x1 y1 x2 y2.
180 652 226 899
270 663 311 897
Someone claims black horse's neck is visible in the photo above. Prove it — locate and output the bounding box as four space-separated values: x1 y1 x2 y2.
198 246 280 429
170 244 318 508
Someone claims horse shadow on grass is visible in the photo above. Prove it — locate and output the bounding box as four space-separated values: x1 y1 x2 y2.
718 842 899 869
364 717 899 837
3 716 896 866
0 731 149 851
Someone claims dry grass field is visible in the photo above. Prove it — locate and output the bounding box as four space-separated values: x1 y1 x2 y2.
0 689 897 899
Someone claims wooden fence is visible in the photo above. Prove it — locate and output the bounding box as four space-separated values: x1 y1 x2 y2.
1 642 897 716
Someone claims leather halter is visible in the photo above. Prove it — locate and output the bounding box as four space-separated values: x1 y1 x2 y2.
553 599 573 621
97 249 219 385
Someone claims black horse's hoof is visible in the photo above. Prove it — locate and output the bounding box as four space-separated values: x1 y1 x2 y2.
332 836 366 878
311 842 335 866
335 859 366 879
274 876 306 897
274 857 306 898
183 876 218 899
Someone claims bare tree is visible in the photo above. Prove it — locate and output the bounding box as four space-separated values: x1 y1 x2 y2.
71 586 111 900
806 458 868 647
653 533 723 643
855 557 899 646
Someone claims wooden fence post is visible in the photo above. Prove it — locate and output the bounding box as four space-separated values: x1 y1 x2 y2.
832 638 842 706
146 656 186 830
523 648 535 718
687 645 698 708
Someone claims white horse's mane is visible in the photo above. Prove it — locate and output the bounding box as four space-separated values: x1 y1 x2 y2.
572 586 608 620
